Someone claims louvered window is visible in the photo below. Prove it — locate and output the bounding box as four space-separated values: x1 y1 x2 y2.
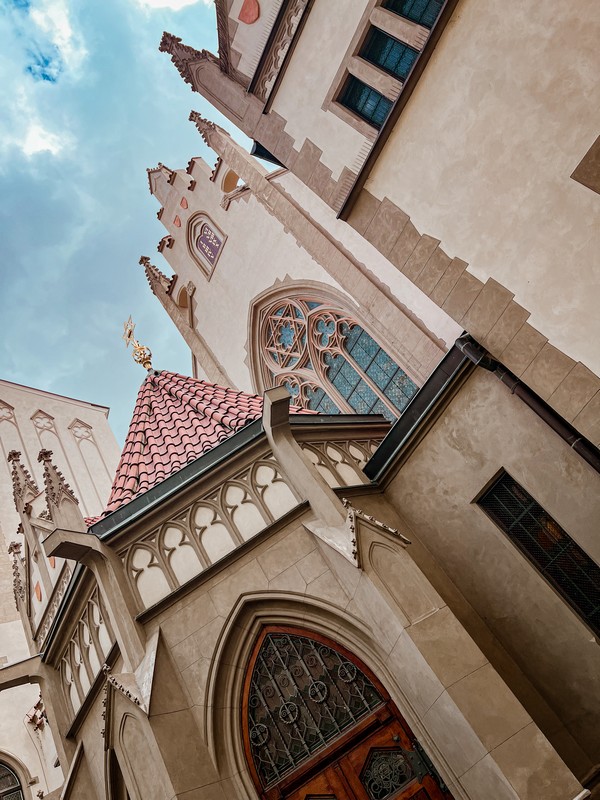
383 0 444 29
478 472 600 635
361 28 418 81
339 77 392 128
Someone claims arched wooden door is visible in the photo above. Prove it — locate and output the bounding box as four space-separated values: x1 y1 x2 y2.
242 627 453 800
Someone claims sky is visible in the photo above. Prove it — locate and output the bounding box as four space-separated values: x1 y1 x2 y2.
0 0 243 444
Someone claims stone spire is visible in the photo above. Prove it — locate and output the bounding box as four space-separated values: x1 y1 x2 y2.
137 258 237 388
37 449 85 531
139 256 173 295
159 32 219 87
7 450 39 513
188 110 230 150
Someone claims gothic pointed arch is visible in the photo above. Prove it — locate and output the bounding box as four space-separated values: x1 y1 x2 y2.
242 626 453 800
247 283 419 421
204 593 454 800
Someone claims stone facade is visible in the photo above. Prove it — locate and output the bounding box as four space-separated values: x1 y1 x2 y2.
1 1 599 798
0 380 121 798
1 376 596 799
159 0 600 446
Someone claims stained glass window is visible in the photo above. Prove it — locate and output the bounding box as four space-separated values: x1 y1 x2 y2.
0 765 23 800
383 0 444 29
478 472 600 635
246 632 383 787
258 297 417 421
339 77 392 129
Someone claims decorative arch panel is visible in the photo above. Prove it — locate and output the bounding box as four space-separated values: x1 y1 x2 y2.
252 293 418 421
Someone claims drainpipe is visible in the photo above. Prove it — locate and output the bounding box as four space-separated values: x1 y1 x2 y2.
455 335 600 475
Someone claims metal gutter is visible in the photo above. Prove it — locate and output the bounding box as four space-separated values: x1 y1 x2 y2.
366 334 600 484
454 335 600 475
364 341 472 481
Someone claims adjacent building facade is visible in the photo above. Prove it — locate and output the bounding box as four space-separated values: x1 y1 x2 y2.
0 381 120 798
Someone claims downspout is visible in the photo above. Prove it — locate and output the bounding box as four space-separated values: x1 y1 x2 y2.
455 334 600 475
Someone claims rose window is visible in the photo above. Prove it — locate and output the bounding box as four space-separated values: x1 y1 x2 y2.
258 297 417 421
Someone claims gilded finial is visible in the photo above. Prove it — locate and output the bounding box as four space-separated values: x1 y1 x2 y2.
123 316 153 370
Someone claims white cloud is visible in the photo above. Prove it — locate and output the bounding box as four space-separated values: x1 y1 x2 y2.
0 1 86 164
135 0 211 9
22 123 67 156
29 0 87 72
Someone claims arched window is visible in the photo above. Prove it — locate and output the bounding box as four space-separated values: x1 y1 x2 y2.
243 627 452 800
255 296 418 421
0 762 24 800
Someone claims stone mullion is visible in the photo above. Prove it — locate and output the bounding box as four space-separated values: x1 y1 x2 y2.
76 621 96 686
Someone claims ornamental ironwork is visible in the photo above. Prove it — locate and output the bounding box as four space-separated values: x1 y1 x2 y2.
247 632 383 787
361 748 414 799
258 297 417 421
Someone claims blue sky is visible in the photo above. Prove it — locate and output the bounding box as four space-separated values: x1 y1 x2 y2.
0 0 241 444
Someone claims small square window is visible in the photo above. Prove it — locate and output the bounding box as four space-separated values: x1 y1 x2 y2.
383 0 444 29
361 28 418 81
339 76 393 129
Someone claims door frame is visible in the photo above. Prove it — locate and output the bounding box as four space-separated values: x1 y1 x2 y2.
241 625 447 800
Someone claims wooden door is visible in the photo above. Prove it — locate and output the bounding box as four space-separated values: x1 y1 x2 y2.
287 720 450 800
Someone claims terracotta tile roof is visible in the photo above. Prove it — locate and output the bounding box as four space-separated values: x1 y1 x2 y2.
102 370 307 517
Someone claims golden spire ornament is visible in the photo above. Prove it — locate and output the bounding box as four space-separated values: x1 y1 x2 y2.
122 316 153 370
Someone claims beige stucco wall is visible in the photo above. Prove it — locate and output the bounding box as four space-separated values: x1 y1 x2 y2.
151 157 457 393
274 171 461 347
384 367 600 762
364 0 600 375
270 0 371 181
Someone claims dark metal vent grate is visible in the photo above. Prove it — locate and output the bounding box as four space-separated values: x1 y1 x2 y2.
478 472 600 636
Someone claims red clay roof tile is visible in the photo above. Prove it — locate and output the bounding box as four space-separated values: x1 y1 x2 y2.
102 370 309 518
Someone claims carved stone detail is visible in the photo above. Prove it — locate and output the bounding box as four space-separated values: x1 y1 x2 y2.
69 420 93 441
38 449 78 513
31 410 55 432
300 439 380 488
60 586 115 716
7 450 39 511
122 454 298 609
253 0 308 103
159 32 219 87
139 256 174 295
188 111 228 150
0 399 15 423
8 540 25 605
35 566 72 647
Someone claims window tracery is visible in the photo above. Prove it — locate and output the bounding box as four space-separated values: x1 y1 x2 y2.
0 763 23 800
258 297 417 421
